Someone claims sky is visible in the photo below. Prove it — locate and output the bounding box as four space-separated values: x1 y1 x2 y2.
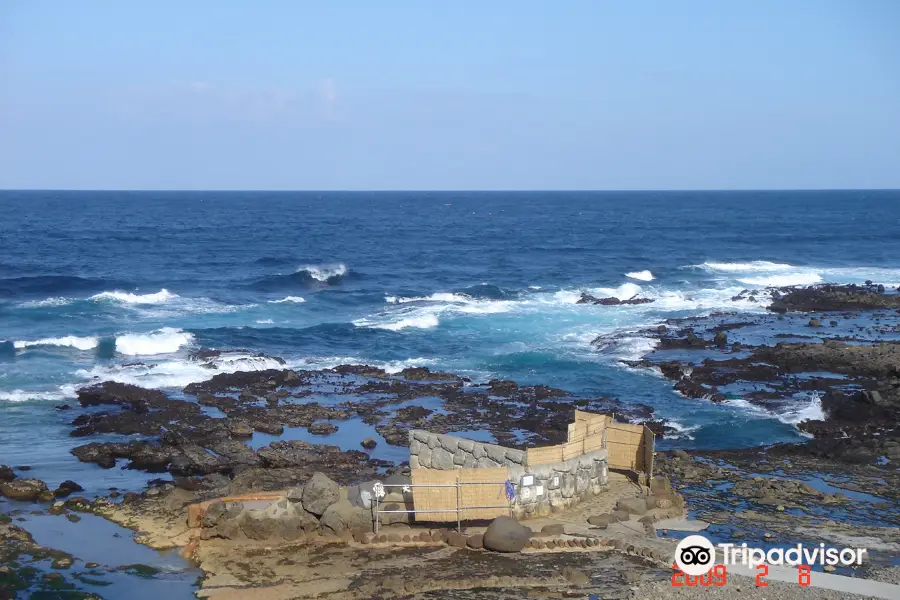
1 1 898 191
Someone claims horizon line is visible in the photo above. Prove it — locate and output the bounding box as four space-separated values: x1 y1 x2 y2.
2 187 899 194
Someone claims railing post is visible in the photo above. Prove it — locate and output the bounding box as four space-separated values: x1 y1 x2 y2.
374 493 379 535
455 476 461 533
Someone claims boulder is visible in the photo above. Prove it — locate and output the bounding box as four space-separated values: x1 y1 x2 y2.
0 465 14 482
319 499 373 533
347 481 380 510
240 512 277 540
53 481 84 498
227 420 253 438
301 472 340 516
617 497 647 515
808 318 822 328
587 514 611 527
466 534 484 549
713 332 728 346
541 523 566 535
447 532 468 548
361 438 377 450
483 516 530 553
0 478 49 501
308 422 338 435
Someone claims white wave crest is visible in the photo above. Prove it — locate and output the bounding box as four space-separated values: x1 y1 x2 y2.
269 296 305 304
354 308 440 331
256 319 274 324
738 273 823 287
700 261 796 272
626 270 655 282
387 292 469 304
13 335 99 351
115 328 194 356
0 389 69 402
665 419 702 440
18 297 73 308
592 282 644 300
298 264 347 282
776 392 825 426
74 352 286 389
90 289 179 304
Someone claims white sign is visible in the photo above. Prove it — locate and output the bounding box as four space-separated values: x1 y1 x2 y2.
535 485 544 496
521 475 534 487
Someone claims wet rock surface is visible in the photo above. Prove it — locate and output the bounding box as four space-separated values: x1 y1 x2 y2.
615 284 900 462
63 366 662 495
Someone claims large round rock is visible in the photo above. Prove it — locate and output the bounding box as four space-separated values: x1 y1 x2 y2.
482 516 530 553
302 472 340 516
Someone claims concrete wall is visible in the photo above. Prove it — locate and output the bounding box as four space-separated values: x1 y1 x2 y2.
407 430 609 520
408 430 526 469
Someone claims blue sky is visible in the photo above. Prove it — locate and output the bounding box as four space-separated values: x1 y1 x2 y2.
1 1 898 190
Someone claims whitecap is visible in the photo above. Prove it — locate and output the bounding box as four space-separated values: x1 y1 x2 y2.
590 282 644 300
114 328 194 356
269 296 305 304
386 292 469 304
297 263 347 282
255 319 275 324
74 352 286 389
665 419 702 440
18 297 73 308
625 270 655 282
353 308 440 331
0 389 69 402
737 273 823 287
90 289 179 304
13 335 99 351
776 392 825 426
700 261 796 272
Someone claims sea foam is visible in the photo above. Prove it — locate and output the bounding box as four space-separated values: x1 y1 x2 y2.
90 289 179 304
13 335 99 351
625 270 655 281
269 296 306 304
114 328 194 356
297 264 347 283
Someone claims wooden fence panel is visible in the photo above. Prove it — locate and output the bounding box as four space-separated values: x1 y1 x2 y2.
410 468 510 522
410 469 460 522
457 467 510 521
606 423 644 471
526 445 564 465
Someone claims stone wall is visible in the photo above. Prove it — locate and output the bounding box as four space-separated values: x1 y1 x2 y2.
508 449 608 519
408 430 526 469
407 430 609 520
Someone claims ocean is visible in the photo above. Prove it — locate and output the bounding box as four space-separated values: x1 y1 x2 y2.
2 189 900 494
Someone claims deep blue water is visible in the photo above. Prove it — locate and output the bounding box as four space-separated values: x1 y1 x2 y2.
2 190 900 493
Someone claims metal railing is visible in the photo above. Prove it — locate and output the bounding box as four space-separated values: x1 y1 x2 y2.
373 481 512 534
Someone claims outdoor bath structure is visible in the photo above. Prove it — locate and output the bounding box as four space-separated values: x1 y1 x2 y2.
396 410 655 525
188 410 656 538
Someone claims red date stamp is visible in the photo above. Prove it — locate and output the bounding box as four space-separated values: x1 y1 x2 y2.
671 564 813 587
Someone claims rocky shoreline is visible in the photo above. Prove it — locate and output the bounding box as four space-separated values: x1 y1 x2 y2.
2 283 899 598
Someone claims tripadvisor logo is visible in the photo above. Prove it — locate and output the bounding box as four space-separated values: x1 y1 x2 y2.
675 535 716 576
674 534 869 574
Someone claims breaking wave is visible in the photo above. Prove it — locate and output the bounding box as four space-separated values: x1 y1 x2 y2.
269 296 306 304
13 335 99 351
17 296 73 308
737 273 823 287
297 263 348 283
114 328 195 356
74 351 288 389
353 307 441 331
625 270 654 281
90 289 179 304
